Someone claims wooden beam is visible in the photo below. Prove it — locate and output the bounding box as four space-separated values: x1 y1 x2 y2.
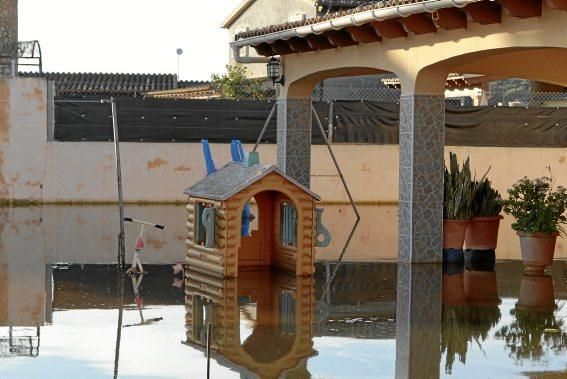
546 0 567 10
464 2 502 24
498 0 542 18
371 20 407 39
253 43 275 57
287 37 312 53
325 30 357 47
401 13 437 35
433 7 467 30
269 40 294 55
304 34 334 50
345 25 381 44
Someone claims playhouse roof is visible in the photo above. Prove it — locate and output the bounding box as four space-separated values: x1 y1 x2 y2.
184 162 321 201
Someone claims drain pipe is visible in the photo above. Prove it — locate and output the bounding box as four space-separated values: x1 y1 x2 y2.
231 0 482 49
232 44 272 64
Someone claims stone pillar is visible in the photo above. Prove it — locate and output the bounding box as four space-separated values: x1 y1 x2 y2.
0 0 17 43
277 98 312 188
395 263 442 379
0 0 18 75
398 94 445 263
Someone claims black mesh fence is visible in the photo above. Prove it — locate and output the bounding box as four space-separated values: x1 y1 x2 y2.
54 96 567 147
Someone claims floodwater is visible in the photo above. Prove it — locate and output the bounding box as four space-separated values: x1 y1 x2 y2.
1 205 567 378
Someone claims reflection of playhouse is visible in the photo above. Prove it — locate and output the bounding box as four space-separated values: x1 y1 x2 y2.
184 269 315 378
184 162 328 277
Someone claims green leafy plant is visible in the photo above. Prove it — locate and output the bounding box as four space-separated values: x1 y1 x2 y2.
502 173 567 234
211 64 273 100
472 178 503 217
444 153 475 220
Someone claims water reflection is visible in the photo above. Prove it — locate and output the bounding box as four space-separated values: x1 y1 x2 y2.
441 262 501 375
1 203 567 378
495 273 567 364
184 269 316 378
395 263 442 379
0 222 50 359
1 205 564 265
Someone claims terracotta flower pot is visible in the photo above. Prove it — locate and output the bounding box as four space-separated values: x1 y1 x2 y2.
517 231 559 273
443 220 469 250
465 215 503 250
464 269 500 306
516 273 556 312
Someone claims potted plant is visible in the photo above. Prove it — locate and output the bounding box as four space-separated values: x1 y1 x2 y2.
443 153 474 252
502 175 567 273
465 178 503 251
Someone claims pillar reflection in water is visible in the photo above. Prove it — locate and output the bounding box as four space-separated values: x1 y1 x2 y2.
184 269 315 378
395 263 442 379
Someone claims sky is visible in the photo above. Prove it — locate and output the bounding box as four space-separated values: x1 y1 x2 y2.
18 0 242 81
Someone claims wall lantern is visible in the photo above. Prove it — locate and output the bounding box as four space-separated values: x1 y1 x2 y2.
267 57 285 86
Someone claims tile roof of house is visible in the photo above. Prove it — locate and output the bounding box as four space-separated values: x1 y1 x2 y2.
145 83 219 100
18 71 209 96
184 162 321 201
235 0 418 40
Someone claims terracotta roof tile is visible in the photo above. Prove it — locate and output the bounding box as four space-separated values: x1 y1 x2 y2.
235 0 424 40
18 71 209 96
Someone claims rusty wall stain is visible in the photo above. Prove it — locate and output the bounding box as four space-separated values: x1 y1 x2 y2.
147 158 168 170
559 156 566 164
146 236 166 249
23 87 44 101
174 164 191 172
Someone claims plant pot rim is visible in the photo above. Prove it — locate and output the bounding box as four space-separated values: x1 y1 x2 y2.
470 215 504 221
517 231 560 237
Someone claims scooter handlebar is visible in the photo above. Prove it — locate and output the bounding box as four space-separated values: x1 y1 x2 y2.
124 217 165 230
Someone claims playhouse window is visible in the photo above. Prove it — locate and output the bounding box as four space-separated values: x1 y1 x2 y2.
195 202 206 245
280 202 297 247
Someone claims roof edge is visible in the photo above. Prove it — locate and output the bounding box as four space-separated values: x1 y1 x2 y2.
231 0 481 47
221 0 256 29
184 163 321 202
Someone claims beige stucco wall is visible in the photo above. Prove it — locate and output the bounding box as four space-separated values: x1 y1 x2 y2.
0 204 563 267
1 77 566 205
1 77 566 262
225 0 315 78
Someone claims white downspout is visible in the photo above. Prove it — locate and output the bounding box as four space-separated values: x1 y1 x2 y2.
232 44 272 64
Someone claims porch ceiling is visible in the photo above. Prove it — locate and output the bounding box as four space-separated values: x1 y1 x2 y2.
232 0 567 57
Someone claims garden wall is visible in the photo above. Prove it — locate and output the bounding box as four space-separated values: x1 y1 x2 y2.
1 77 566 205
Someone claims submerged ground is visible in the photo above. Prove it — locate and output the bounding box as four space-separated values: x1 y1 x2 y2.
0 205 566 378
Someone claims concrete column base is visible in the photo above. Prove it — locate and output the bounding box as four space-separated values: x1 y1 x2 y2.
398 94 445 263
